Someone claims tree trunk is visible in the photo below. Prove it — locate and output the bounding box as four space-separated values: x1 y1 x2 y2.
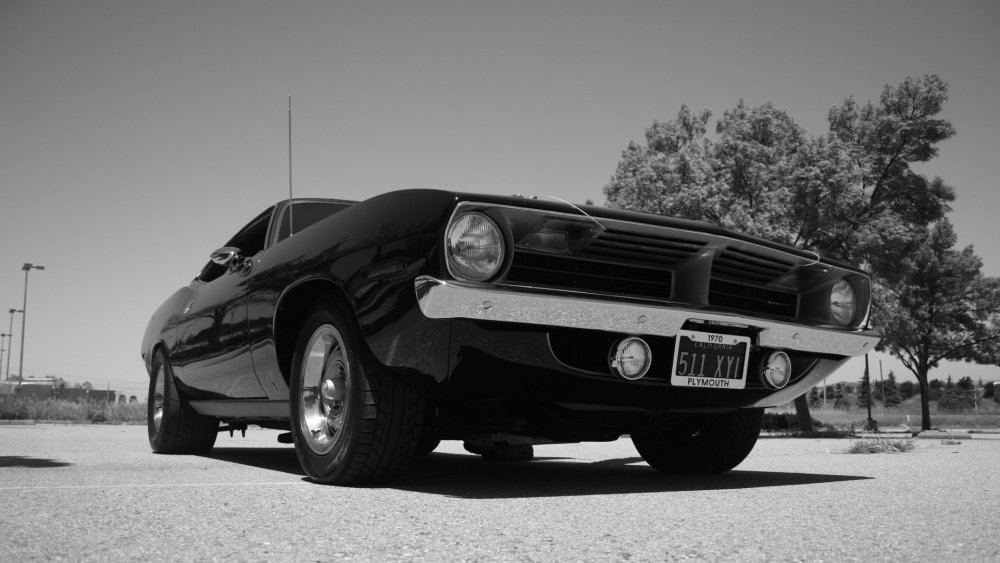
917 371 932 430
793 394 814 433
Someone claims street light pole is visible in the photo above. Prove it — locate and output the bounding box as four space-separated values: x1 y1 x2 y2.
18 263 44 381
7 309 20 382
0 333 7 381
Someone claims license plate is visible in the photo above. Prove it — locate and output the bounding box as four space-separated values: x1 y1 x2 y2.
670 329 750 390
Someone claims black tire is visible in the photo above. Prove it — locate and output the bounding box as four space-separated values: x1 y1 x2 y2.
147 349 218 454
289 298 423 485
631 408 763 474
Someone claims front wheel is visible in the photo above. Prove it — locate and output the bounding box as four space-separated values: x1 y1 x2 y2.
631 408 763 474
289 299 423 485
147 349 218 454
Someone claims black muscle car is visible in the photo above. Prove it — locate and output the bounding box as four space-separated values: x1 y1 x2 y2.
142 189 880 484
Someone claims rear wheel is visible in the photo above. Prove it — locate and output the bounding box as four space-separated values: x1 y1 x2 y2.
289 299 423 485
631 408 763 474
147 349 218 454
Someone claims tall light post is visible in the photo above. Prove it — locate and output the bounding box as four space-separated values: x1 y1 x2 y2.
19 263 44 380
6 309 20 382
0 332 7 382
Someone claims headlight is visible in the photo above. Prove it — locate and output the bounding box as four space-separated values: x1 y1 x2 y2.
446 212 505 281
829 279 857 326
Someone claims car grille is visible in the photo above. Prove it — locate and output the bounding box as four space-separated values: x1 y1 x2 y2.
577 228 706 266
708 247 799 316
504 222 807 320
508 252 672 299
712 247 797 284
708 279 798 317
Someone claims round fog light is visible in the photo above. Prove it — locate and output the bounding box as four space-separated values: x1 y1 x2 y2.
761 351 792 389
610 337 652 381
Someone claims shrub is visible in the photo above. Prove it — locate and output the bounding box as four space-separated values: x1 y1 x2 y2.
0 396 146 424
937 390 974 413
843 437 915 454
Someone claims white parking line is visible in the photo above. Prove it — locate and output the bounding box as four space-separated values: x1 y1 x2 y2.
0 481 310 491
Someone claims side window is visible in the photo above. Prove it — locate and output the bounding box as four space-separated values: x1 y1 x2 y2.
274 202 351 243
197 207 275 283
228 208 274 257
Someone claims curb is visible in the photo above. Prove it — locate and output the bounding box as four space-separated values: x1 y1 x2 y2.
913 430 972 440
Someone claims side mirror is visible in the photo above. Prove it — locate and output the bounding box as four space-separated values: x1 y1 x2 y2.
210 247 242 267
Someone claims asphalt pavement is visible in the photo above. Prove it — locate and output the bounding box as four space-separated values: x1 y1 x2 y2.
1 424 998 561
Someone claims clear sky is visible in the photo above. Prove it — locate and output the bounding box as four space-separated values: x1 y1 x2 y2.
1 0 998 399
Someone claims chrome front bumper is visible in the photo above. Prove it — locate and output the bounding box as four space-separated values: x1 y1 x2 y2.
414 276 880 357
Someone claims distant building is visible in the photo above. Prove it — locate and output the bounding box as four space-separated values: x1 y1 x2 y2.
13 377 116 402
21 375 57 386
15 376 56 400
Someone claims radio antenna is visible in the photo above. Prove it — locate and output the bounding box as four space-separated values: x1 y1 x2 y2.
287 95 294 237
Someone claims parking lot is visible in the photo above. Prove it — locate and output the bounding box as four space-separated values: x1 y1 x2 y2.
1 423 998 561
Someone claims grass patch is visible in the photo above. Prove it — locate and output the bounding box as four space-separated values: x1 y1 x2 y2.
773 398 1000 430
843 436 916 454
0 396 146 425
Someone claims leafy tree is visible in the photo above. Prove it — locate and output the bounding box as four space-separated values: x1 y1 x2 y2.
54 377 67 399
808 386 821 408
826 75 956 273
603 75 963 431
956 376 974 391
984 382 995 399
898 380 915 400
833 383 848 409
877 219 1000 429
604 104 719 220
883 371 902 407
871 380 884 403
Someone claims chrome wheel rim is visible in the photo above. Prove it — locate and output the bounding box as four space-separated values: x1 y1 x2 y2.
299 324 351 455
152 363 166 434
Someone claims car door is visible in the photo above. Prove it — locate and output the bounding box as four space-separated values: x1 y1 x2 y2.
170 207 275 398
245 200 355 400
